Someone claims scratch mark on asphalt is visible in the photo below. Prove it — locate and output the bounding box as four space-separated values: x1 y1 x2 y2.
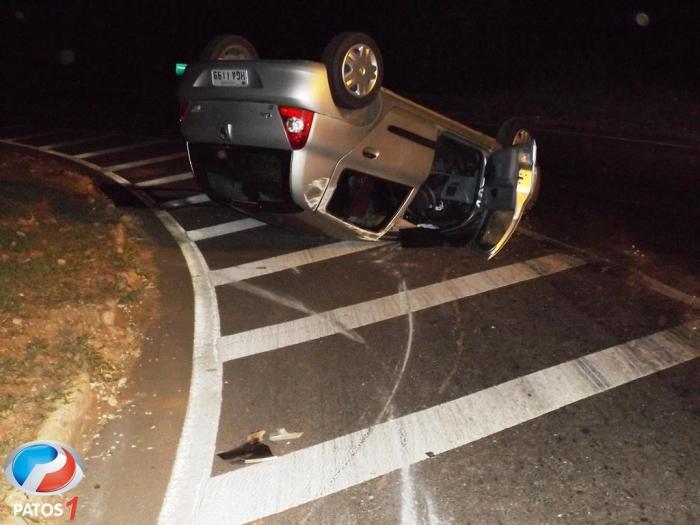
299 279 415 524
226 279 367 346
394 407 418 525
368 242 404 265
376 279 414 422
394 403 450 525
438 263 467 395
392 404 452 525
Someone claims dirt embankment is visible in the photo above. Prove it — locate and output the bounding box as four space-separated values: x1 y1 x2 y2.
0 145 159 518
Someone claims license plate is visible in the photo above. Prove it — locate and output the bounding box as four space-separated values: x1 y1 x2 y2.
211 69 249 87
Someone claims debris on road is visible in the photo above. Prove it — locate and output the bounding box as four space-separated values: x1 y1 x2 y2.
247 429 266 443
243 445 276 464
217 429 278 463
217 443 275 463
270 428 304 442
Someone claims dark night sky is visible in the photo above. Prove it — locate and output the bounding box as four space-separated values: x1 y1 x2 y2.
1 0 698 123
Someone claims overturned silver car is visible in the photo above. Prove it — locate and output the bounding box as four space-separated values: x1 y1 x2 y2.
177 32 539 257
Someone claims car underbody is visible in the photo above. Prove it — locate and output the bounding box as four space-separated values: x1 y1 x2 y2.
178 34 539 258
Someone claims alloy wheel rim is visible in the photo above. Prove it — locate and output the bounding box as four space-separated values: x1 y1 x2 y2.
342 44 379 97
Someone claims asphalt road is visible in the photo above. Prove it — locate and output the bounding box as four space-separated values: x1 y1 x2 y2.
0 123 697 525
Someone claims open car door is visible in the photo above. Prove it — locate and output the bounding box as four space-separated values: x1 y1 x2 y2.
318 107 437 240
472 139 539 258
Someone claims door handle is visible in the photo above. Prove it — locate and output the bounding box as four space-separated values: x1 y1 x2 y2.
362 147 379 159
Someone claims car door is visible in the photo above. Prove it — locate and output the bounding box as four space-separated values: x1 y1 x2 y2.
317 106 438 240
472 139 539 258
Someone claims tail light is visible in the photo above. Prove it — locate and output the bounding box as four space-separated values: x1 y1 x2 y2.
279 107 314 150
178 101 189 125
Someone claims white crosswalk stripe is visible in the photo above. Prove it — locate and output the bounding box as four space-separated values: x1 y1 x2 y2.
105 152 187 171
39 134 115 150
161 193 211 209
4 131 56 142
187 218 264 242
74 140 162 159
218 253 585 362
199 321 699 524
135 172 194 187
210 240 389 285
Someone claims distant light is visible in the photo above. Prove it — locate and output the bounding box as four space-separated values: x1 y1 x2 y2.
15 10 25 20
175 63 188 76
58 49 76 66
635 12 650 27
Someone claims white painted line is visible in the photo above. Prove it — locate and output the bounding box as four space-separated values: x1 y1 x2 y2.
519 228 699 309
105 152 187 171
210 240 389 285
4 131 56 142
39 134 115 150
152 207 222 525
135 172 194 188
187 218 264 242
162 193 211 209
630 271 699 310
199 321 699 525
218 253 585 362
74 140 162 159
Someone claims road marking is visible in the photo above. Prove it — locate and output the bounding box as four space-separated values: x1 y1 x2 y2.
151 207 223 525
90 170 222 525
187 218 264 242
210 240 389 285
218 253 585 362
519 228 699 309
105 152 187 171
198 321 699 525
135 172 194 187
162 193 211 209
39 134 115 150
74 140 162 159
4 131 58 142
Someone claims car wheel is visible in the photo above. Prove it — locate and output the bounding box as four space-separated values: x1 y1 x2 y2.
496 118 533 147
322 32 383 109
200 35 258 61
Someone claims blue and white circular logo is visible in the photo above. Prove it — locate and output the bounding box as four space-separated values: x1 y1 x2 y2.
4 440 85 495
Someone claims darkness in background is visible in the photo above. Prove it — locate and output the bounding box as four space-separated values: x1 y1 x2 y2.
1 0 698 129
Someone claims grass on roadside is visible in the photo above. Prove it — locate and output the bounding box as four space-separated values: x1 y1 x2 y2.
0 146 158 458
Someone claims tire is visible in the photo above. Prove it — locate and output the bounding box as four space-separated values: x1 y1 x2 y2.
200 34 258 61
496 118 533 147
322 32 383 109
